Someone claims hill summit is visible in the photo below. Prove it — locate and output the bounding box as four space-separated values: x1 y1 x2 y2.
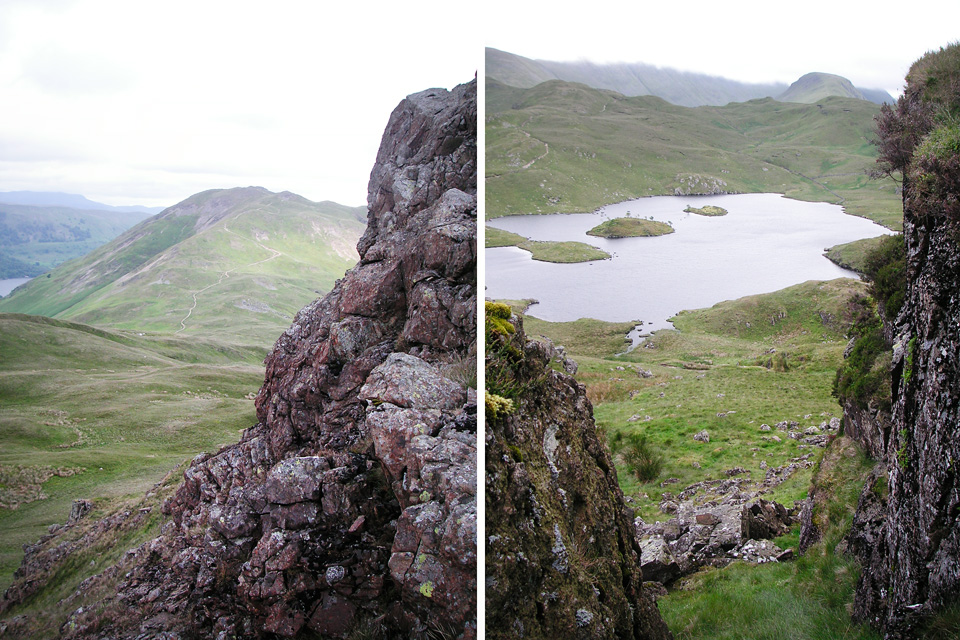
0 186 366 346
777 72 869 103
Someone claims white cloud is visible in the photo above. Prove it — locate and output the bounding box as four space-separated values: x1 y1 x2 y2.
484 0 960 98
0 0 480 207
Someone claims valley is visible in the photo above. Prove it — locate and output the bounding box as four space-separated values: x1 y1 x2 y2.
493 278 882 638
0 187 365 600
482 47 957 640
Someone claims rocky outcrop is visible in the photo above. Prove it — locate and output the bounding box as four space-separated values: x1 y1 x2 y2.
671 174 731 196
485 316 672 640
3 79 476 639
637 473 804 585
845 45 960 638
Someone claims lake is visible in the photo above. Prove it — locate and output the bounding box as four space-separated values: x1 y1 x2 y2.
0 277 32 297
485 193 892 345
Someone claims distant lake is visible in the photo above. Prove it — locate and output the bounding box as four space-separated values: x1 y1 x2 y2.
486 194 892 345
0 277 32 297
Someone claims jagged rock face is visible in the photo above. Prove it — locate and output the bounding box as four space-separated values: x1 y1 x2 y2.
840 398 890 461
49 79 477 640
485 317 672 640
848 45 960 638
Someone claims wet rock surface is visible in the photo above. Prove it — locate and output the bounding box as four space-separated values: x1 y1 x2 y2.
1 79 476 639
844 46 960 638
486 325 672 639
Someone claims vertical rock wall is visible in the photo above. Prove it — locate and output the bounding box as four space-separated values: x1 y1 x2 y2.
485 311 673 640
848 46 960 638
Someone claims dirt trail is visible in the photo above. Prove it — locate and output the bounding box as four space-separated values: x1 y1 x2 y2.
175 221 283 334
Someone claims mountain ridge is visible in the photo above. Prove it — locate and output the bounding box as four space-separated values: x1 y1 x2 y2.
0 191 164 215
487 47 894 107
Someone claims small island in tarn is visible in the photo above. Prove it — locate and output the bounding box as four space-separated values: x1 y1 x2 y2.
684 204 728 216
586 217 674 238
486 225 610 262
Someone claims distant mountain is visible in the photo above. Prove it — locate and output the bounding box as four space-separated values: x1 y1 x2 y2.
778 72 872 104
486 47 894 106
0 186 366 346
0 191 165 215
0 204 154 278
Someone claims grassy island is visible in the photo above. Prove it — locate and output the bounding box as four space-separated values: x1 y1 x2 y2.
485 225 610 263
586 217 674 238
684 204 728 216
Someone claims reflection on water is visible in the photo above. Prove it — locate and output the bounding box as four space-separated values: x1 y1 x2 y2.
485 194 891 347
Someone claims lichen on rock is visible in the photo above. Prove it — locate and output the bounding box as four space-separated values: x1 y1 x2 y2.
485 311 672 639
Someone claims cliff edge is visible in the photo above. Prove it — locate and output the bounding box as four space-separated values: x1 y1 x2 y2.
846 44 960 638
485 303 672 639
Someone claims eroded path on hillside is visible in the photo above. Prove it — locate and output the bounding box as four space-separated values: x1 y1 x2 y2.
175 221 283 334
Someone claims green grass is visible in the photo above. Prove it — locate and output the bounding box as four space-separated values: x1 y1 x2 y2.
485 224 610 262
586 217 674 238
0 313 265 595
521 278 867 516
659 435 878 640
824 235 892 273
518 278 887 638
486 81 902 230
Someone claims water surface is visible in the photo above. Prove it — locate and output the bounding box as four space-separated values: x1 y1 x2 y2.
486 194 891 343
0 277 32 297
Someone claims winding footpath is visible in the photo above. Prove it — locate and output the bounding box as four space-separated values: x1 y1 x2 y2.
175 221 283 334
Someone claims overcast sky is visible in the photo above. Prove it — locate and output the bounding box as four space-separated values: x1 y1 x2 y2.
485 0 960 101
0 1 479 208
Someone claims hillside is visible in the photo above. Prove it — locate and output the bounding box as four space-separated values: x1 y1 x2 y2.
841 43 960 638
486 47 893 107
0 187 366 347
0 312 268 595
0 205 152 278
486 79 902 229
778 72 868 103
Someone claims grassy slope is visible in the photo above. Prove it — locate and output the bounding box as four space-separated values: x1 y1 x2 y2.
0 191 364 347
485 80 902 230
512 278 881 638
0 313 266 595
